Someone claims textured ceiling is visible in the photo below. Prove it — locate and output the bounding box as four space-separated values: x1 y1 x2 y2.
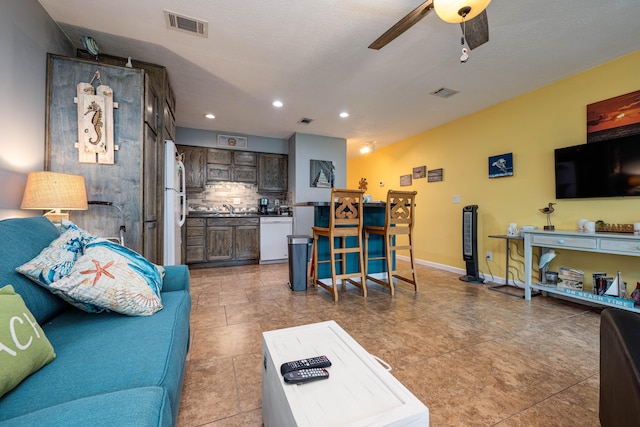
38 0 640 158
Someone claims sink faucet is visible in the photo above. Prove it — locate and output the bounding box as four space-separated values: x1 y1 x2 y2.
223 204 235 214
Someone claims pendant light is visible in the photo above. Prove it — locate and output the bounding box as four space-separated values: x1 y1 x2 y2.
434 0 491 23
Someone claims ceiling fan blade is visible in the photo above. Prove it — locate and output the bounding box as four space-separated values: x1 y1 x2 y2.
368 0 434 50
461 10 489 50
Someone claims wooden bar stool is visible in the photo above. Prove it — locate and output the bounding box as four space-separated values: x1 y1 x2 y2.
364 190 418 295
312 188 367 302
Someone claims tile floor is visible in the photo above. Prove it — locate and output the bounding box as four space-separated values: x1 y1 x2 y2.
177 262 601 426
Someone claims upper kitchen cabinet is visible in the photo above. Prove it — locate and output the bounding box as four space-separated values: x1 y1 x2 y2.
163 79 177 140
258 153 288 192
207 148 257 184
207 148 232 165
233 151 257 166
46 53 176 264
179 145 206 192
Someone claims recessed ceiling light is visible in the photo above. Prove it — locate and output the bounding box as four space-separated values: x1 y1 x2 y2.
272 100 283 108
205 113 215 119
339 112 349 118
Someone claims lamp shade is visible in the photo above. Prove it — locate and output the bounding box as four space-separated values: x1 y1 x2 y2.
434 0 491 23
21 171 88 211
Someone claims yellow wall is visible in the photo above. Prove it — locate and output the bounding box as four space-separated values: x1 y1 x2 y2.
348 50 640 290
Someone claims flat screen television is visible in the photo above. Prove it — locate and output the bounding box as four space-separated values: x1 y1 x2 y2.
555 134 640 199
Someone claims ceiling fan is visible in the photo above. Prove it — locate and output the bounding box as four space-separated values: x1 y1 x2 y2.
368 0 491 51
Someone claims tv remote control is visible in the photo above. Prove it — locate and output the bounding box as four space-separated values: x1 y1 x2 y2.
280 355 332 375
283 368 330 385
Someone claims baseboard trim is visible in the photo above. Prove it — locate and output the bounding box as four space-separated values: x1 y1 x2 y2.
395 255 526 288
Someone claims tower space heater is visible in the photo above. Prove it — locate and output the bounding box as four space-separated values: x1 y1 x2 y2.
459 204 482 283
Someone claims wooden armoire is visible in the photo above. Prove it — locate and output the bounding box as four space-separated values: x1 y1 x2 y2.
45 53 176 264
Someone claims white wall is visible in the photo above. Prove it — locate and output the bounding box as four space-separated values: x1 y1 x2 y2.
288 133 347 235
0 0 73 219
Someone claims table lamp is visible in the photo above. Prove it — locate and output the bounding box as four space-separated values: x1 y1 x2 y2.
21 171 88 222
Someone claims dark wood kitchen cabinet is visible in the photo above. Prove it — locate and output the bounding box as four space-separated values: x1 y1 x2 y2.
235 225 260 260
206 163 231 182
47 54 175 264
207 149 257 184
179 145 206 192
207 148 232 165
206 217 259 263
233 151 257 166
186 216 259 267
206 225 234 261
185 218 205 263
258 153 288 192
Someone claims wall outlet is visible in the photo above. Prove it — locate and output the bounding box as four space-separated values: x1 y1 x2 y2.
233 198 241 204
453 195 461 204
486 251 493 261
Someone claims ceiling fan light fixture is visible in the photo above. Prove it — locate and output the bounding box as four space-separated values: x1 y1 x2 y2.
434 0 491 23
360 142 376 155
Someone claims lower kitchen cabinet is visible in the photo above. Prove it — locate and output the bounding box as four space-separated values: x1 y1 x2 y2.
235 225 260 260
186 216 259 267
185 218 205 263
206 226 233 261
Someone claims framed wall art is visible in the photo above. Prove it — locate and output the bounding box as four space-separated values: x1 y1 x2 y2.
217 134 248 149
488 153 513 178
428 168 443 182
400 174 412 187
310 159 334 188
413 165 426 179
587 90 640 143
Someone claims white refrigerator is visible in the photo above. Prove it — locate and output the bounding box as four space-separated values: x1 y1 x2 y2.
164 140 186 265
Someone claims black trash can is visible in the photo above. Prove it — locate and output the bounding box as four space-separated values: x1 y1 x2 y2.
287 235 313 291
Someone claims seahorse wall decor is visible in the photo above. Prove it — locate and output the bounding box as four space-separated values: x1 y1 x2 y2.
84 101 103 145
74 78 118 164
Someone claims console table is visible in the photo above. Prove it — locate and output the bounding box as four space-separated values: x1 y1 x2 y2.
523 229 640 313
488 235 525 298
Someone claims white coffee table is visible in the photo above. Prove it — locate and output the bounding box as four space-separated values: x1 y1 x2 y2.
261 320 429 426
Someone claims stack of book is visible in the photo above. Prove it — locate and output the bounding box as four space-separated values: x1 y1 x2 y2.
557 267 584 290
593 272 611 296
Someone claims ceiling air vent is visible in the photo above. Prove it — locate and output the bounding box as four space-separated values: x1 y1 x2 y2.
430 87 459 98
164 10 208 38
298 117 314 125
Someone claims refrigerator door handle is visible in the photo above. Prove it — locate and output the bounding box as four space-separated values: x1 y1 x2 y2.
177 159 187 227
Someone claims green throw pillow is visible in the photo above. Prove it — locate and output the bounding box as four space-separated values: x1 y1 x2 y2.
0 285 56 398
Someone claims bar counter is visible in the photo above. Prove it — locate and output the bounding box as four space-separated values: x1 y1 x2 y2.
296 202 393 280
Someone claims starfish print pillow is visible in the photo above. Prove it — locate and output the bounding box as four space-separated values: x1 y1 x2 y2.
49 240 163 316
16 226 103 313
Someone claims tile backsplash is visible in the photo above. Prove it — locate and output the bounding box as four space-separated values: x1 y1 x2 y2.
188 182 289 213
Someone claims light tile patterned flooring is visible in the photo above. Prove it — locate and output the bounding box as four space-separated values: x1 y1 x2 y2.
177 262 601 426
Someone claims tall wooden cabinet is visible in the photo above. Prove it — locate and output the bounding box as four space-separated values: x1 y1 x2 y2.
46 54 176 264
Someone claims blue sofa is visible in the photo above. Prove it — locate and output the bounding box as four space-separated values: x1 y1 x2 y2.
0 216 191 427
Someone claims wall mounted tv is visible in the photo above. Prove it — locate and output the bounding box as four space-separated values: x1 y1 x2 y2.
555 135 640 199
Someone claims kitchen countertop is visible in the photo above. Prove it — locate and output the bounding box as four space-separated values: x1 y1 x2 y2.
295 201 386 207
187 212 292 218
188 212 260 218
